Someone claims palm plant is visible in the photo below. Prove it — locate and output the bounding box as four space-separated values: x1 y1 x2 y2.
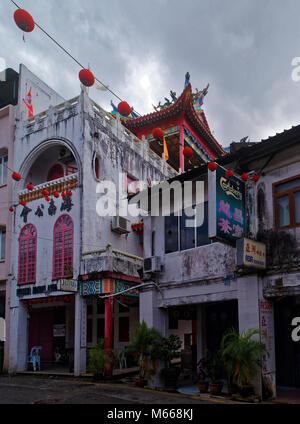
88 339 119 379
220 328 266 388
125 320 162 381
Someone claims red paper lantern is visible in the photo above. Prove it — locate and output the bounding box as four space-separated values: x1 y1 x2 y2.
241 173 249 181
45 196 50 202
26 183 34 191
153 128 164 141
9 207 14 212
208 162 217 172
226 170 234 178
53 192 60 198
183 147 193 159
67 190 72 196
14 9 35 33
252 174 260 183
79 69 95 87
41 189 49 196
117 101 131 117
62 193 67 198
20 200 27 206
12 172 21 181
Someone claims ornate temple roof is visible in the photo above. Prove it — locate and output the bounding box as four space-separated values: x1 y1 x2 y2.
123 83 226 158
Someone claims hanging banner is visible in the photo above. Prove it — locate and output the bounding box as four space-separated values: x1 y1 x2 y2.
208 164 246 244
259 300 276 398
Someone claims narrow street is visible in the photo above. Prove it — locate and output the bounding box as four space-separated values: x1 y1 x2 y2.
0 375 221 404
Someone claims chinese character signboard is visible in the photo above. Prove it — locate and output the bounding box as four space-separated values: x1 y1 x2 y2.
209 165 246 244
59 279 78 292
236 238 266 269
259 300 276 398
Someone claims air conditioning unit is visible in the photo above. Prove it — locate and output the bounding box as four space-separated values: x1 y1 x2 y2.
143 256 161 274
111 216 131 234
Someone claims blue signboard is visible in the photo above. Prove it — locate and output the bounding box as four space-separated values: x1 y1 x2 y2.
209 165 246 244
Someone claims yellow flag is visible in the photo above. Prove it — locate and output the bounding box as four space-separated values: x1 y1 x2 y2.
163 135 169 161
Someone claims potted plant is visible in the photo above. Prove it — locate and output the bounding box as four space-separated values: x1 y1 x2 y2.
207 350 224 395
158 334 182 390
220 333 238 395
196 354 210 393
220 328 266 398
125 321 161 387
88 339 119 380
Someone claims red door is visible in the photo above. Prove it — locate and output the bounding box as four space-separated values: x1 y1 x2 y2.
28 310 54 362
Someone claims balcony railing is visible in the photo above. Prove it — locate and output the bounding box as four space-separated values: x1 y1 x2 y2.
18 173 78 203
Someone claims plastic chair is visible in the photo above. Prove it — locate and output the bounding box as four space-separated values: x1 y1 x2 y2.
27 346 42 371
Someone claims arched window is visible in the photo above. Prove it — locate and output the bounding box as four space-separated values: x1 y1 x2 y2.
53 215 74 280
47 164 64 182
92 153 100 181
18 224 37 285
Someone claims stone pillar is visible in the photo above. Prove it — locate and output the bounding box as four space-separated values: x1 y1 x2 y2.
237 274 262 398
140 287 168 388
74 293 86 376
3 278 11 372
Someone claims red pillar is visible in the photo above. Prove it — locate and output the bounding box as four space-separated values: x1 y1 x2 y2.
104 297 113 376
179 125 185 173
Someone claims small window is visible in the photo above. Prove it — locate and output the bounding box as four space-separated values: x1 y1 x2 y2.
0 228 6 260
0 155 8 186
53 215 74 280
274 175 300 229
18 224 37 284
93 154 100 181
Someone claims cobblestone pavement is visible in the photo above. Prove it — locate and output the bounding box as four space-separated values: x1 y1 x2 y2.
0 375 222 404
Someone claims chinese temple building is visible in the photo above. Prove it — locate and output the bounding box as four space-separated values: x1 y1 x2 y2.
122 76 227 172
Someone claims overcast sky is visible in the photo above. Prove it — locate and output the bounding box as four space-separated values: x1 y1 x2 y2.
1 0 300 147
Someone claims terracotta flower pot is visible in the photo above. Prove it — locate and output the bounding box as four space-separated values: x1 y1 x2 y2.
134 377 147 388
210 382 223 395
198 381 209 393
238 385 255 398
227 383 238 395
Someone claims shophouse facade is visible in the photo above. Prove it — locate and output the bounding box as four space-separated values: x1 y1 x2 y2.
8 64 176 375
0 68 19 372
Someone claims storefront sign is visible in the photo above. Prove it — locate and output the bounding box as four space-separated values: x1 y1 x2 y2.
209 165 246 244
115 280 139 298
80 281 101 296
53 324 66 337
259 300 276 397
59 279 78 292
236 238 266 269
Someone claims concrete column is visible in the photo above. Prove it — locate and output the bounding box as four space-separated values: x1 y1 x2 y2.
9 301 28 373
74 293 86 375
3 278 11 372
237 274 262 398
196 304 206 363
140 288 168 388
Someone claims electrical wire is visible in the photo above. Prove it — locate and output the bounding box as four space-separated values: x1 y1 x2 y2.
9 0 141 116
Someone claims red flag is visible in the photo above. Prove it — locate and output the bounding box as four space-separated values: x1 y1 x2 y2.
23 87 33 118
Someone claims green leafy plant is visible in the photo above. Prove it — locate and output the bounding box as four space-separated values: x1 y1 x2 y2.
220 328 266 388
158 334 182 369
88 339 119 378
207 350 223 383
125 321 162 381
